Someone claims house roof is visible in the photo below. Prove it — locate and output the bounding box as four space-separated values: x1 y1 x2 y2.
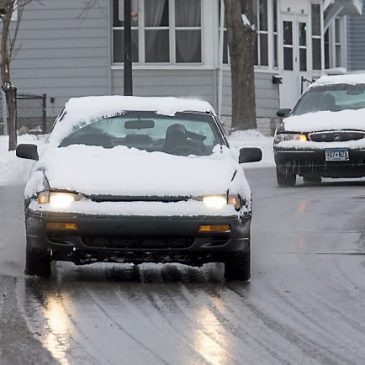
325 0 363 16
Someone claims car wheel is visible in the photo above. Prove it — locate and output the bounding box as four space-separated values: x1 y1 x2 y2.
25 248 52 278
303 176 322 184
276 167 296 187
224 251 250 281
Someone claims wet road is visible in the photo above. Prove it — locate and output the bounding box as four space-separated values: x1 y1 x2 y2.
1 168 365 365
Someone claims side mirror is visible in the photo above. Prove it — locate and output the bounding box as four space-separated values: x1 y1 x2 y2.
16 144 39 160
276 108 292 118
239 147 262 164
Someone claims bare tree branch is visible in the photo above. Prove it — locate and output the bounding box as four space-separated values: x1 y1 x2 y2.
78 0 104 19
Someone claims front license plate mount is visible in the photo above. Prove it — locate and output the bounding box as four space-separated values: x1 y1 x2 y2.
325 148 349 162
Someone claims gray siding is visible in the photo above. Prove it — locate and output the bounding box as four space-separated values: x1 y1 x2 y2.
111 69 217 107
222 70 280 118
347 4 365 70
112 68 279 119
11 0 110 117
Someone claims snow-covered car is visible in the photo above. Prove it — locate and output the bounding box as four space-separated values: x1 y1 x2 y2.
16 96 262 281
274 74 365 186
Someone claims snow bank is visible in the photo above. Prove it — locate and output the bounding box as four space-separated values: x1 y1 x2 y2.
228 129 275 168
0 135 45 185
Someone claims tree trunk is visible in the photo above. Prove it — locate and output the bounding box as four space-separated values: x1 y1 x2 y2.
0 0 17 150
224 0 257 132
6 86 17 150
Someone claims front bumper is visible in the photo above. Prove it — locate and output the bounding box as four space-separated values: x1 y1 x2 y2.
274 147 365 177
25 210 251 265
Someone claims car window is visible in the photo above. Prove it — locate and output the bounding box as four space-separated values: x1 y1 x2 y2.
293 84 365 115
58 112 224 156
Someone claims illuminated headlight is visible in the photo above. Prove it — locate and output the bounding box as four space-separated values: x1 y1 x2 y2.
202 195 227 210
274 133 307 144
37 191 84 209
199 194 243 211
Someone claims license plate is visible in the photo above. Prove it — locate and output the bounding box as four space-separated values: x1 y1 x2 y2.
325 148 349 161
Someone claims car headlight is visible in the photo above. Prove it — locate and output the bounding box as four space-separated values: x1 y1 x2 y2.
202 195 227 210
199 194 243 211
274 133 307 144
37 191 84 209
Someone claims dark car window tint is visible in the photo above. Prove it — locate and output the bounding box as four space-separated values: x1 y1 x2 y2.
293 84 365 116
59 112 224 156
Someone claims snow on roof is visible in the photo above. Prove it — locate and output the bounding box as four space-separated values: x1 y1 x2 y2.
311 73 365 88
49 96 216 146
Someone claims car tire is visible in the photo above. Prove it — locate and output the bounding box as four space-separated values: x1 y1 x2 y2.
224 251 250 281
25 248 52 278
303 176 322 184
276 167 296 187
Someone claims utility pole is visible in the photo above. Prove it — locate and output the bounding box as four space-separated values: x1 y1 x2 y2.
124 0 133 96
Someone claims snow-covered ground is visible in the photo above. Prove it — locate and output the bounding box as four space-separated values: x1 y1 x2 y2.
0 131 274 185
229 129 275 168
0 135 45 185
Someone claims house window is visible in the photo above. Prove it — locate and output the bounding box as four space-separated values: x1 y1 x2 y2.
218 0 228 64
175 0 202 63
283 21 293 70
112 0 202 65
324 29 330 69
253 0 269 66
311 3 322 70
112 0 139 63
324 17 342 69
145 0 170 62
273 0 278 68
335 17 341 67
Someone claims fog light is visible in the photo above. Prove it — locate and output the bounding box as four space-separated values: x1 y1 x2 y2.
47 222 78 231
198 224 231 233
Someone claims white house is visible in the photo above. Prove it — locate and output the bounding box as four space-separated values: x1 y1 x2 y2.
6 0 364 131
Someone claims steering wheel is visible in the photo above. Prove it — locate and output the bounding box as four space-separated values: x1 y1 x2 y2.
167 145 205 156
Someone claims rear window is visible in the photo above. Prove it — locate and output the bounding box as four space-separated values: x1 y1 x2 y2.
59 111 225 156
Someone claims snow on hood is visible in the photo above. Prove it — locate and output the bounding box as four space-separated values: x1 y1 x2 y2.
28 145 248 199
48 96 216 147
283 109 365 132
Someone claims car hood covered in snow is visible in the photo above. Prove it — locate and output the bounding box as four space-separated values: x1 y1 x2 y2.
284 109 365 133
26 145 248 199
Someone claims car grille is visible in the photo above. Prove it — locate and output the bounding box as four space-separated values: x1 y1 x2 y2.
90 195 190 203
81 235 195 249
309 130 365 142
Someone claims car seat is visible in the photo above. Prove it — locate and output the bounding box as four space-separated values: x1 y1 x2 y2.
163 124 188 152
320 93 337 112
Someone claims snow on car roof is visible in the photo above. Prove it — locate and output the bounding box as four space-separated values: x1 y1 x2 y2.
65 95 215 118
49 96 216 146
311 73 365 88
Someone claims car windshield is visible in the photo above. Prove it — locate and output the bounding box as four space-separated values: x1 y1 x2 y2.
293 83 365 116
58 111 225 156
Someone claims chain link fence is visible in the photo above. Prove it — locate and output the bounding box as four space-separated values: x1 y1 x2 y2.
0 92 47 135
17 93 47 134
